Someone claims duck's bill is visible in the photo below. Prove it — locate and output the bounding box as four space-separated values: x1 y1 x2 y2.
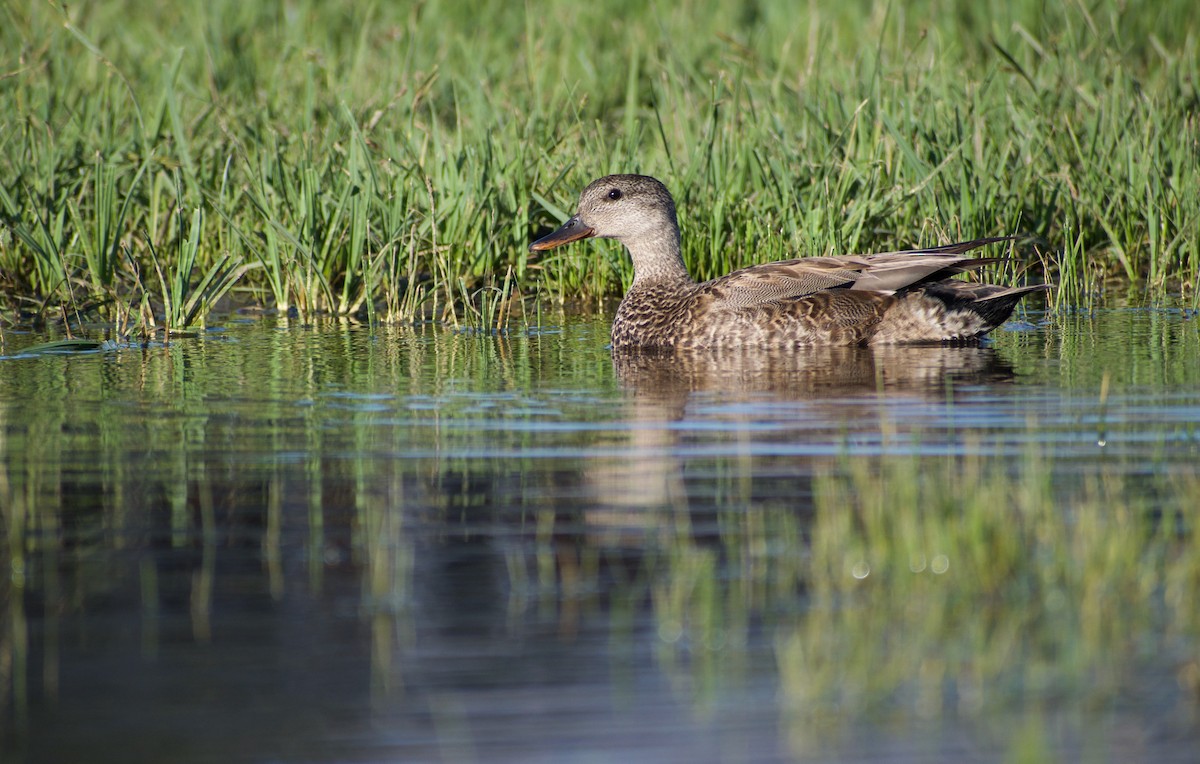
529 216 595 252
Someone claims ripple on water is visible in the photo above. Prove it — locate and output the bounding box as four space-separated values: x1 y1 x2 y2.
1 309 1199 762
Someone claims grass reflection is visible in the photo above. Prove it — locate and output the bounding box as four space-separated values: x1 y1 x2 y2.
2 318 1199 760
618 444 1200 758
0 457 31 736
773 450 1200 755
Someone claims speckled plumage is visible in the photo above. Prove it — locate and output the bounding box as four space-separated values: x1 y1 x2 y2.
530 174 1048 349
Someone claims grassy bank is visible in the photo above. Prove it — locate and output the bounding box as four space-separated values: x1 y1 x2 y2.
1 0 1197 330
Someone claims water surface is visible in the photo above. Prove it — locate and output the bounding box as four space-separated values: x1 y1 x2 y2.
1 308 1199 763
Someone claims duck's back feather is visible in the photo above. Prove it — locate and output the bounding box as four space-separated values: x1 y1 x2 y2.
701 238 1015 309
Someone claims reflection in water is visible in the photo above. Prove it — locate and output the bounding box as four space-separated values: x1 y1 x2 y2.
591 344 1017 514
612 343 1018 399
1 314 1199 762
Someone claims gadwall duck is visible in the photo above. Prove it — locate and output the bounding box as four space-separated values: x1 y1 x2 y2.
530 174 1048 349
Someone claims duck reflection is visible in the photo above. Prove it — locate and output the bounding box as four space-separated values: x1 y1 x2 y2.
611 343 1017 401
586 344 1019 510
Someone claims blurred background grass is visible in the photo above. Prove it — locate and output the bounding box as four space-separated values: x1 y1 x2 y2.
1 0 1197 328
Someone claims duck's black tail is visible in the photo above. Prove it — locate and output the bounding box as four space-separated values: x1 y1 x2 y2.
924 282 1052 332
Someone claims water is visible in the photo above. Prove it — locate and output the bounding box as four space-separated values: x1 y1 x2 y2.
1 308 1199 763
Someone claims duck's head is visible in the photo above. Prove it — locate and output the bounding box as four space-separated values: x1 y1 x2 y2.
529 174 679 253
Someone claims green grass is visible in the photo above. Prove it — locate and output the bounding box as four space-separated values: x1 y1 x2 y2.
1 0 1198 329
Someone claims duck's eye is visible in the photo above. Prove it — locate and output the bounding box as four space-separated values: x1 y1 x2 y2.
607 188 622 200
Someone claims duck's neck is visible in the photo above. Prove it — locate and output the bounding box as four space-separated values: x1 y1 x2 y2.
624 229 693 288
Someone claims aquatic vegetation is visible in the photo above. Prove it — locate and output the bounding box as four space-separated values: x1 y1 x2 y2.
1 0 1197 329
148 206 259 330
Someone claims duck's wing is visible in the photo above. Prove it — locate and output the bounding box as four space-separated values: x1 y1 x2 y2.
705 238 1013 308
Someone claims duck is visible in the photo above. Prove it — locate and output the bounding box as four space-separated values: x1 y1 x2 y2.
530 174 1049 349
